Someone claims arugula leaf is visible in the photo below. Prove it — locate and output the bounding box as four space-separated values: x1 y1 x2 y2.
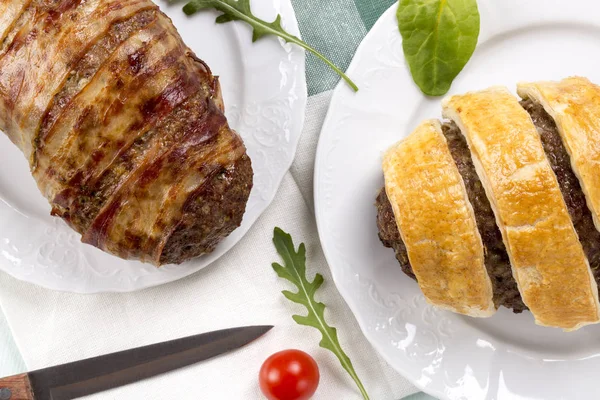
398 0 480 96
181 0 359 92
272 228 370 400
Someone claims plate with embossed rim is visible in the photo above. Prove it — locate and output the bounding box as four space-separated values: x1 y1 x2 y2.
0 0 306 293
314 1 600 399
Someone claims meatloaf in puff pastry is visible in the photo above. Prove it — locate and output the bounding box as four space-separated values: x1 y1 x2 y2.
377 77 600 331
383 120 495 317
0 0 253 265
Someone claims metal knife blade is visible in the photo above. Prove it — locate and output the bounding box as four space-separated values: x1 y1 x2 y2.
22 325 272 400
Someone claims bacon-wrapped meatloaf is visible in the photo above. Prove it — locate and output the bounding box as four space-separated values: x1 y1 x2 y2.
0 0 253 265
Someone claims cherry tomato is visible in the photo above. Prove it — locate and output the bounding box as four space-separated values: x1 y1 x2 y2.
259 349 320 400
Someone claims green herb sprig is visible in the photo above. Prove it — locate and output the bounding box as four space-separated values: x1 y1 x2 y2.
398 0 480 96
180 0 358 91
272 228 370 400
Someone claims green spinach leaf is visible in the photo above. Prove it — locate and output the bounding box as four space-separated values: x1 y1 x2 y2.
398 0 480 96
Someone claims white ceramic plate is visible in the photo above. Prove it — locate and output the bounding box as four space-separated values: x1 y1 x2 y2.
315 1 600 399
0 0 306 293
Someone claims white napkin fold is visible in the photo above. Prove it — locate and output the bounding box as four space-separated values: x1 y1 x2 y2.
0 92 419 399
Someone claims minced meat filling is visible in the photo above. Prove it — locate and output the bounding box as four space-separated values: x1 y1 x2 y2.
521 99 600 287
441 121 527 312
375 188 415 281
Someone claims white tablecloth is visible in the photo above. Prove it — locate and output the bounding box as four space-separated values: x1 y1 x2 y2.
0 92 420 399
0 305 25 376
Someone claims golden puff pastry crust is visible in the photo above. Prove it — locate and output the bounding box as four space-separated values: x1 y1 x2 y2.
518 77 600 233
383 120 496 317
443 87 600 330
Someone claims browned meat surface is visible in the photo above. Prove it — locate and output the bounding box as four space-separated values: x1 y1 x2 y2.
375 188 415 280
0 0 252 265
160 154 252 264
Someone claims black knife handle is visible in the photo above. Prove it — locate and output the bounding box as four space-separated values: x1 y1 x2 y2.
0 374 34 400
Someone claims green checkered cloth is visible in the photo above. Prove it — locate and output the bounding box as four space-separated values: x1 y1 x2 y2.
291 1 436 399
291 0 396 96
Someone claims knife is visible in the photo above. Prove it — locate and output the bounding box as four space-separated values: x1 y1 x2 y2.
0 325 272 400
